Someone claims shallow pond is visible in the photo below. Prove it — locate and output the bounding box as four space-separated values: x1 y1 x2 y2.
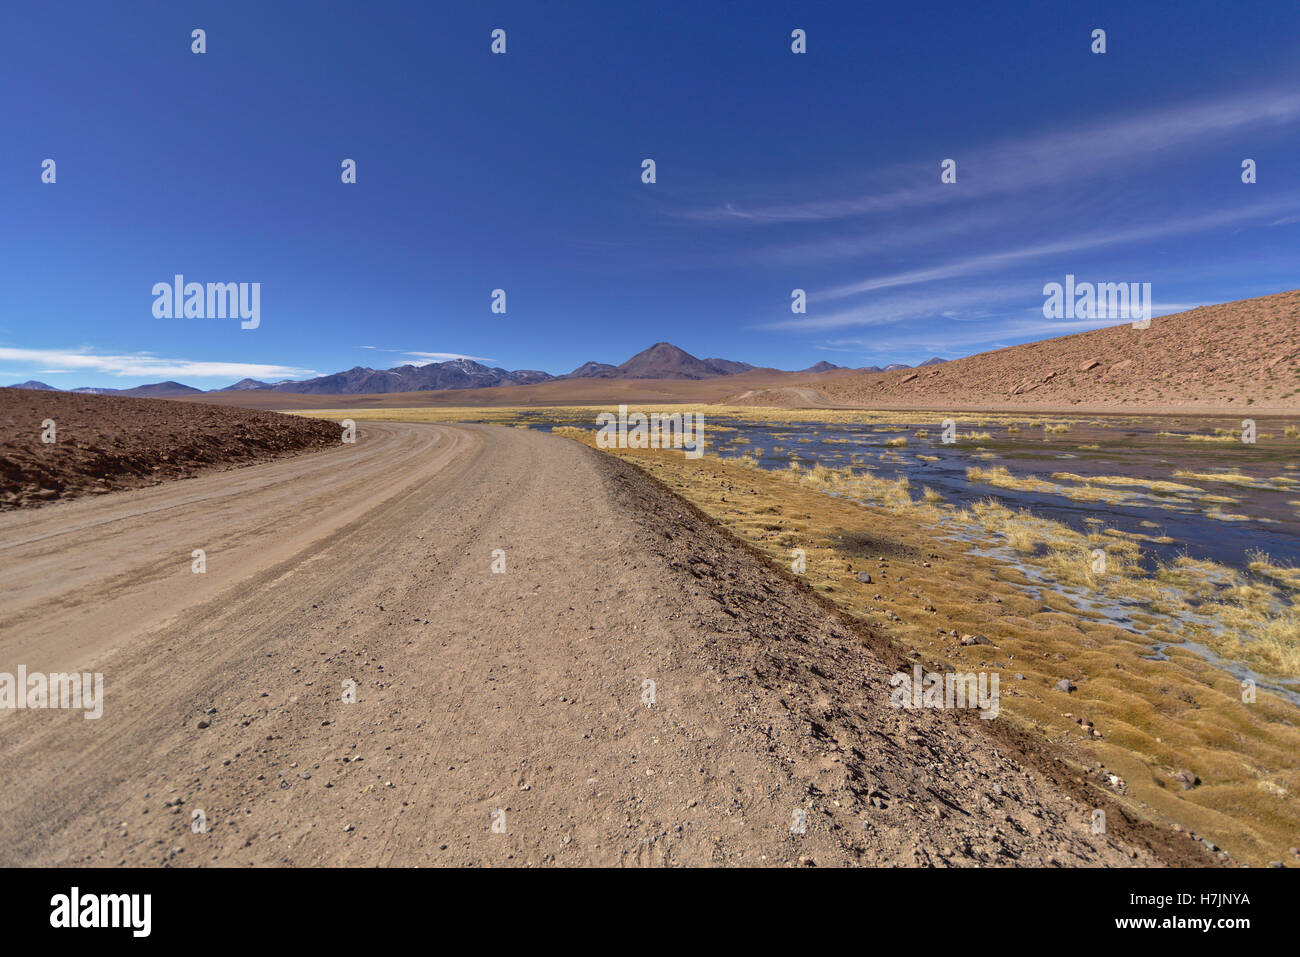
703 417 1300 573
524 413 1299 573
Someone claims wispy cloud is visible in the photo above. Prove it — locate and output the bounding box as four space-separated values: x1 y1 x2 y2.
358 347 495 365
825 302 1206 356
807 199 1300 309
402 351 495 364
762 282 1027 333
0 347 314 381
680 87 1300 226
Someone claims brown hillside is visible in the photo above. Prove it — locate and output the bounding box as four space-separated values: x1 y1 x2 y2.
0 389 339 509
811 289 1300 414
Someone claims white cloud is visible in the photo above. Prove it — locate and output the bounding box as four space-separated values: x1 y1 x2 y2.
0 347 315 380
402 351 495 364
356 348 496 365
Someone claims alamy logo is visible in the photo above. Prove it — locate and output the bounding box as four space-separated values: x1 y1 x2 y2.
50 887 150 937
152 274 260 329
0 666 103 719
889 664 999 719
1042 274 1151 327
596 405 704 459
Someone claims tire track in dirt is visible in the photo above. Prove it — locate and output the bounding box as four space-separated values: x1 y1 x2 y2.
0 422 1197 866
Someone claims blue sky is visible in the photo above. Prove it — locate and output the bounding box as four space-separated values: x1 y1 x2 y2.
2 0 1298 388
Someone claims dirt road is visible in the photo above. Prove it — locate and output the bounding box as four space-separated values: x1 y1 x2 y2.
0 422 1186 866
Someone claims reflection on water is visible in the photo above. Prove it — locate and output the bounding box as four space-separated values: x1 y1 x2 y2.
710 418 1300 573
536 415 1299 572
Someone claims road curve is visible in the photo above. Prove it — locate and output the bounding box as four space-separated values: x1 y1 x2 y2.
0 422 1162 866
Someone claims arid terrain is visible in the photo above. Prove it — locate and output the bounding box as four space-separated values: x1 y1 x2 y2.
4 289 1295 868
0 388 339 509
0 419 1212 866
807 290 1300 414
183 367 856 412
169 289 1300 417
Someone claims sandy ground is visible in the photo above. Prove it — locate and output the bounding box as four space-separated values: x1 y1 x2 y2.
0 422 1203 866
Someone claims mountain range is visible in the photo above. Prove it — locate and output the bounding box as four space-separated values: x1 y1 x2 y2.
5 343 946 397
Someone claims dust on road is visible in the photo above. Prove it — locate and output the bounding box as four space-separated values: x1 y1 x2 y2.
0 422 1199 865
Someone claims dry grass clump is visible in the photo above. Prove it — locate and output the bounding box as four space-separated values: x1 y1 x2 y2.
967 465 1054 493
1205 509 1253 523
952 502 1300 677
789 461 916 510
1173 470 1260 487
1050 472 1202 494
967 466 1127 504
549 425 588 439
884 437 908 447
1247 550 1300 590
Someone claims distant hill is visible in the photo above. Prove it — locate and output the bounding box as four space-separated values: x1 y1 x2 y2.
222 378 272 391
566 361 621 379
700 357 757 376
811 289 1300 412
800 361 842 374
39 343 801 398
119 381 204 398
247 342 760 394
565 345 754 381
60 382 203 398
5 380 57 390
257 360 555 395
918 357 948 366
616 343 739 380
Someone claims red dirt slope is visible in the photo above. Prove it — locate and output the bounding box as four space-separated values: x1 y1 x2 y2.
811 289 1300 413
0 388 341 509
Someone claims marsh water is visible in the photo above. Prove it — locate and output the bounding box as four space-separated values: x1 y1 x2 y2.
531 414 1299 575
716 418 1298 571
524 411 1299 697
